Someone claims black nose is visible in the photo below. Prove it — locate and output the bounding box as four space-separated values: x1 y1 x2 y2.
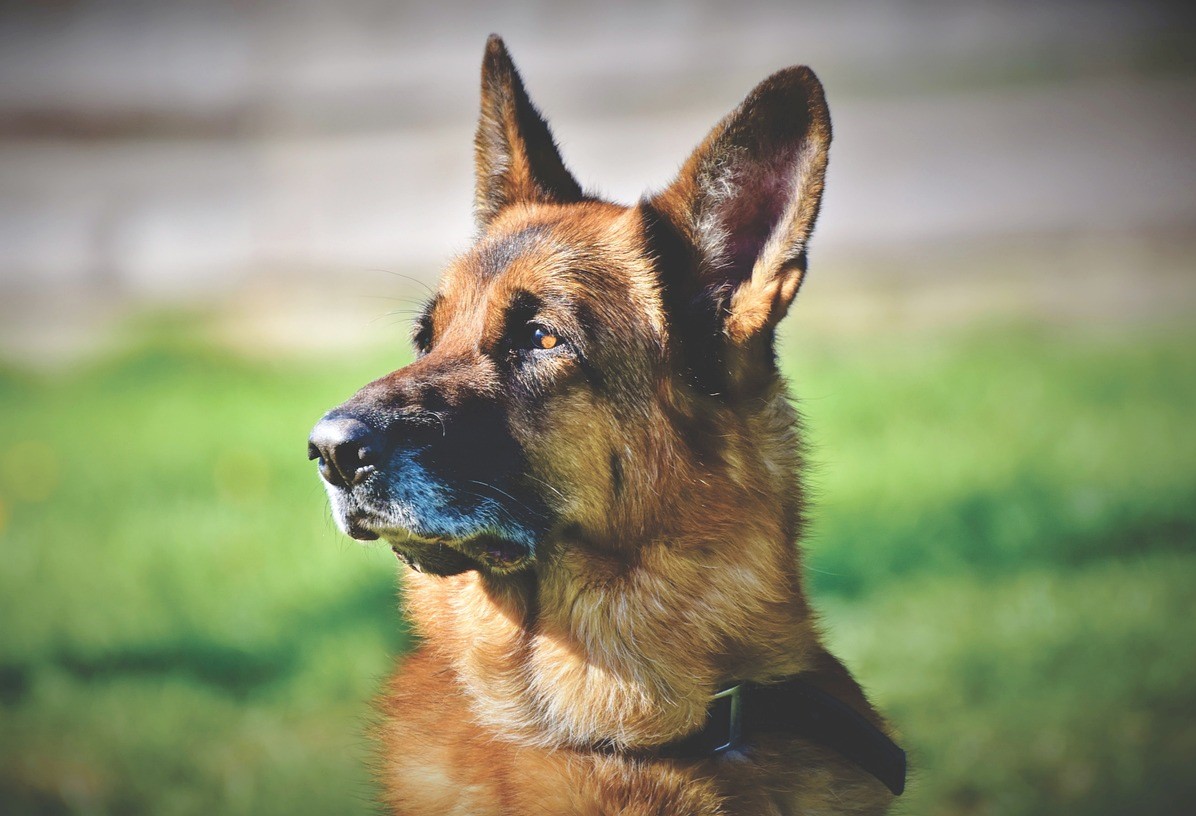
308 416 382 488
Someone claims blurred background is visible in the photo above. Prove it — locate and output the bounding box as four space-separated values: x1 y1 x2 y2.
1 1 1193 813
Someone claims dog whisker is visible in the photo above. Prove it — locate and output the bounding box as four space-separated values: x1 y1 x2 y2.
525 474 566 501
364 268 436 297
464 480 544 520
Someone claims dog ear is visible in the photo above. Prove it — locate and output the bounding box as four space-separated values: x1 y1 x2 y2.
474 35 585 231
646 66 831 344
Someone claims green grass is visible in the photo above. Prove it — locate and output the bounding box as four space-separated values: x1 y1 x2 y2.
0 318 1193 814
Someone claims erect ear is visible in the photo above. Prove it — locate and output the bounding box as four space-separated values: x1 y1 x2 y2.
473 35 585 231
647 66 831 344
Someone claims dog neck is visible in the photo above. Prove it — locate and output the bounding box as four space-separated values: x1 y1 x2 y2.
402 523 869 752
400 388 880 751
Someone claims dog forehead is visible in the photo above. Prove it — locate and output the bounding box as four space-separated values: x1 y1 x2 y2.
440 204 654 308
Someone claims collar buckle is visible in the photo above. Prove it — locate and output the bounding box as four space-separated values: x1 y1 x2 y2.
710 683 743 753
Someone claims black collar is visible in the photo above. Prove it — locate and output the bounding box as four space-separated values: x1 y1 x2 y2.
658 677 906 796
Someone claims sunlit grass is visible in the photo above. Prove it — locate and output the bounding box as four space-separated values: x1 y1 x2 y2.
0 319 1192 814
784 325 1196 594
825 554 1196 815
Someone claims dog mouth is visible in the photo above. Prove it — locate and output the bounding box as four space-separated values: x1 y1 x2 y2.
387 532 532 576
344 516 380 541
396 534 530 576
467 533 533 570
344 509 533 576
390 539 476 576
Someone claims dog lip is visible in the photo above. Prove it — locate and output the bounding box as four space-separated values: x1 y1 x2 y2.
341 509 383 541
388 537 478 577
345 520 380 541
384 531 533 575
473 534 530 567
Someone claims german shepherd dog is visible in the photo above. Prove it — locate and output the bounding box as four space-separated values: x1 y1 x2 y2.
309 35 904 815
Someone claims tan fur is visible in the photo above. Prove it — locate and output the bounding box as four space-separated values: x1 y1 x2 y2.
326 35 899 815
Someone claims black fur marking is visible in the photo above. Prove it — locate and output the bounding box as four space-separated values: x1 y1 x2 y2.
609 450 623 498
413 295 441 354
478 225 551 279
501 290 545 352
571 302 610 393
405 396 552 535
638 201 728 397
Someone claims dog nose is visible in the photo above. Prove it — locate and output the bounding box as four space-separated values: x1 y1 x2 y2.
308 416 381 487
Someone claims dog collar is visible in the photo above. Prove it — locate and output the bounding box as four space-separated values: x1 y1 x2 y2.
659 677 907 796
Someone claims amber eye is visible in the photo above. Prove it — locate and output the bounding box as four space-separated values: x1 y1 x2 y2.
531 326 558 350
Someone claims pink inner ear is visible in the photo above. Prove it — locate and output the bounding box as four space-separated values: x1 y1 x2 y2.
715 156 795 282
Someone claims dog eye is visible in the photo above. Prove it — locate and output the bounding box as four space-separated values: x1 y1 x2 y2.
528 326 558 350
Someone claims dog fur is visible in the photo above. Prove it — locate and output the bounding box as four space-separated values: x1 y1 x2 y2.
311 35 898 815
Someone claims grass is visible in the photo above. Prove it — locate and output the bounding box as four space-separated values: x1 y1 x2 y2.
0 316 1193 814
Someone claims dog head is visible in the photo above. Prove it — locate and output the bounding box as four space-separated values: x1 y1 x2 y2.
309 36 831 576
